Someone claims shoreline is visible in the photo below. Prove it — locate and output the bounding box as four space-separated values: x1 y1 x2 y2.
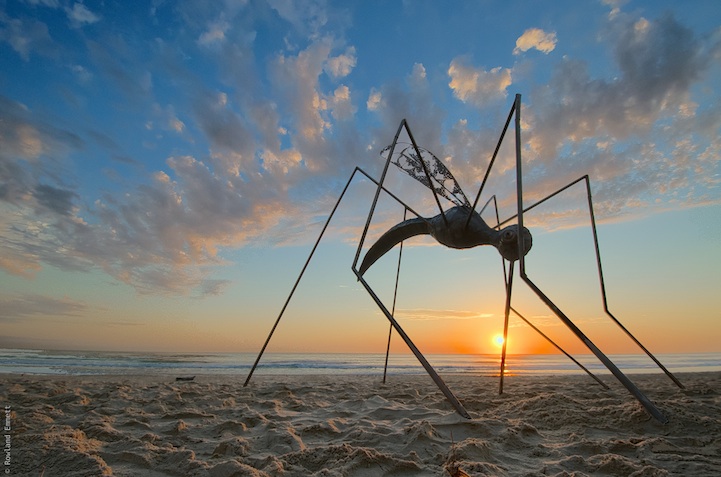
2 372 720 476
4 349 719 378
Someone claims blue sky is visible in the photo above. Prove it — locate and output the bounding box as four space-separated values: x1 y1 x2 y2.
1 0 720 354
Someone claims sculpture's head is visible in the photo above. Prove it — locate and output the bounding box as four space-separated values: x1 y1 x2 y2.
496 224 533 261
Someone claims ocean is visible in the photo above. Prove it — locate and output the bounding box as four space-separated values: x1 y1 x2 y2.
0 348 719 377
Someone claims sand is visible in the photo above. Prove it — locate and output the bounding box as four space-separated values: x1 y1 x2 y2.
1 371 720 476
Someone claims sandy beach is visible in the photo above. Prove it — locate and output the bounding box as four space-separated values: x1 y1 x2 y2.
1 371 719 476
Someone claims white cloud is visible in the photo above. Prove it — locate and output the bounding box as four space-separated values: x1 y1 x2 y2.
367 89 383 112
261 149 302 174
0 17 55 61
0 96 239 295
0 5 435 295
23 0 60 7
267 0 328 36
153 104 186 134
269 40 334 141
0 97 80 163
216 92 228 107
169 118 185 133
328 85 355 120
70 64 92 83
515 11 721 224
513 28 557 55
1 2 718 299
395 308 494 321
198 18 230 47
601 0 628 19
528 12 718 161
448 59 512 106
324 47 356 78
66 3 101 28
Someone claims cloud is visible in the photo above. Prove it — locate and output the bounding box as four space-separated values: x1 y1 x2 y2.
193 92 257 157
151 104 186 134
267 0 329 37
0 36 363 295
0 96 84 211
513 28 557 55
367 88 383 112
66 3 101 28
24 0 61 6
423 8 720 230
0 96 229 293
197 279 232 297
1 2 718 300
70 64 93 83
0 293 89 322
324 47 356 78
524 14 719 168
198 17 231 47
0 16 56 61
509 12 721 226
85 35 154 101
0 5 373 296
367 62 445 148
270 40 333 141
33 184 78 216
328 85 355 120
448 58 512 106
84 156 257 295
601 0 628 19
395 308 494 321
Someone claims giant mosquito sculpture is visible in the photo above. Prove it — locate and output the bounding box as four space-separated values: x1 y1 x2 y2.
245 95 683 423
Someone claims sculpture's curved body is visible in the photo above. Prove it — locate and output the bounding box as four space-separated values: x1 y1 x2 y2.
359 206 532 275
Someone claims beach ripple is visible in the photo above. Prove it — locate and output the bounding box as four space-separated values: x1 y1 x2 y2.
1 372 720 476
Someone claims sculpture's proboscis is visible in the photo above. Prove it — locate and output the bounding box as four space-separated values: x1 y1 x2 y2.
245 95 683 423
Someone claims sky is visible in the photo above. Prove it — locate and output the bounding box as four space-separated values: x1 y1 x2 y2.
1 0 720 358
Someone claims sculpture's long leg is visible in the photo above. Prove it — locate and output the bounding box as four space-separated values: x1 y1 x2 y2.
383 208 408 384
510 307 610 389
356 272 471 419
497 176 683 390
382 325 393 384
481 195 515 392
354 201 470 417
498 267 609 392
245 160 462 419
521 276 669 423
582 178 684 389
352 122 470 418
479 194 513 391
483 195 608 390
466 97 518 228
515 190 670 422
510 94 668 423
244 167 420 387
498 260 514 394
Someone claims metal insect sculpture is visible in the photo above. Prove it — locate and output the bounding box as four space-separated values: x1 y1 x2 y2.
245 95 683 423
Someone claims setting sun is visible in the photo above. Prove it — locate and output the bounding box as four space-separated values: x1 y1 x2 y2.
493 334 505 348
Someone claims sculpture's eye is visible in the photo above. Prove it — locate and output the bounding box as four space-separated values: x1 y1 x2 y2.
502 229 515 241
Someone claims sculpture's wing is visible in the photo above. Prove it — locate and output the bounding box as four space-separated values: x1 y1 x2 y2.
381 144 470 207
